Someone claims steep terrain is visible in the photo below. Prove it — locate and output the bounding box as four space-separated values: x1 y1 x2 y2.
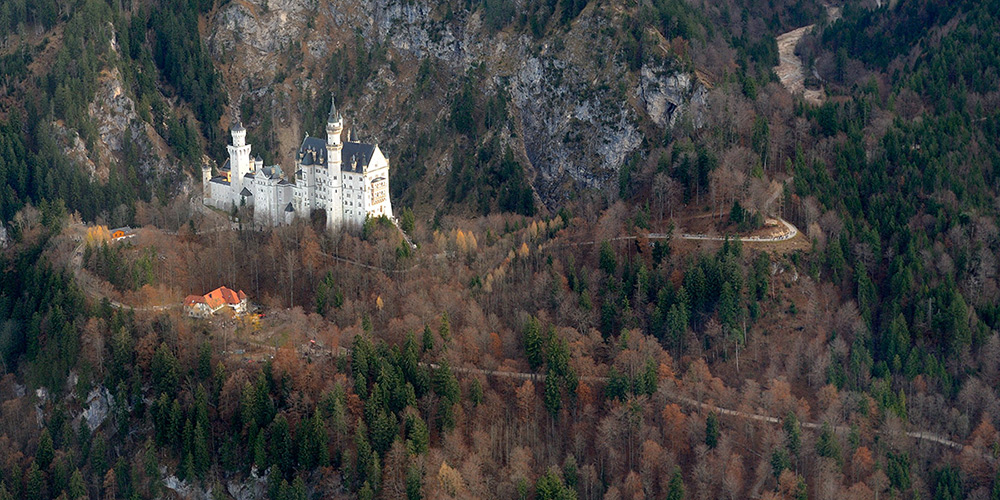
6 1 1000 499
203 0 708 209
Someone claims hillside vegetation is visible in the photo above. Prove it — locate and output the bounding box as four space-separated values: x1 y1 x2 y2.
1 0 1000 499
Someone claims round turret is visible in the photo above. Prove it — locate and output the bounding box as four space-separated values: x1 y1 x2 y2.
231 120 247 147
326 96 344 150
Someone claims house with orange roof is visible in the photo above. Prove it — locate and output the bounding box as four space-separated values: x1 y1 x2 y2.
184 286 248 318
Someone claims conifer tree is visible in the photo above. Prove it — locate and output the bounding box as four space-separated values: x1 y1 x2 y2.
469 378 483 406
438 311 451 344
69 469 86 499
24 461 43 500
193 423 210 479
705 412 719 448
523 317 544 370
666 467 685 500
270 415 293 477
36 427 54 469
544 369 561 417
406 464 423 500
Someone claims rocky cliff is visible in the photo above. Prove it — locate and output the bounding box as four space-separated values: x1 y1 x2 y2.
204 0 707 208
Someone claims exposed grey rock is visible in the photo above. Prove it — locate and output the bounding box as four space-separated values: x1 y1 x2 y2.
640 66 686 128
638 64 709 130
66 371 78 393
164 475 215 500
228 470 268 500
207 0 706 206
83 386 114 432
55 124 99 181
88 68 134 154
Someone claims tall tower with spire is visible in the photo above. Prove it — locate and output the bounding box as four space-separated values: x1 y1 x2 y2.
325 96 344 229
227 118 252 206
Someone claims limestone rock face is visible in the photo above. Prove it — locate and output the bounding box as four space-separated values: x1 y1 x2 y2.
58 64 176 194
639 65 708 129
89 68 133 155
510 55 643 201
206 0 707 206
83 386 114 432
163 475 214 500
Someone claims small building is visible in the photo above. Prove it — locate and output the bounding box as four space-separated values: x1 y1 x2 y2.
184 286 248 318
109 227 135 241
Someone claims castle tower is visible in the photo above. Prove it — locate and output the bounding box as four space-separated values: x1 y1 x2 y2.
227 119 252 203
325 97 344 230
201 163 212 203
326 97 343 165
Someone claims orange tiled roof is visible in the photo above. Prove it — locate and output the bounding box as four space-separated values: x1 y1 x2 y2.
184 295 206 306
184 286 246 310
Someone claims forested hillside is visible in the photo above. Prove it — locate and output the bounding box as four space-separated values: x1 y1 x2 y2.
0 0 225 225
1 0 1000 499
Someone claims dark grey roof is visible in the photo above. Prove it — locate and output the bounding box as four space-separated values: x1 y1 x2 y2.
329 97 337 122
232 120 245 132
220 159 231 172
298 136 377 173
210 176 230 186
343 142 375 172
241 187 252 197
258 164 284 180
285 203 295 212
244 173 254 179
349 128 357 142
278 179 290 185
298 136 328 166
255 155 262 161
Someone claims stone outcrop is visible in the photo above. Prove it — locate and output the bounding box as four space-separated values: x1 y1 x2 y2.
82 386 114 431
206 0 708 206
639 65 708 129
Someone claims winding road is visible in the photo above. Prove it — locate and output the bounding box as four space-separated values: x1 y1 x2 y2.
677 216 798 242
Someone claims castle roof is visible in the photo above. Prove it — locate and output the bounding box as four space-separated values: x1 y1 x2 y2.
296 136 377 173
232 119 245 133
258 164 284 180
285 203 295 212
299 136 328 166
240 187 252 197
329 97 338 122
343 142 376 172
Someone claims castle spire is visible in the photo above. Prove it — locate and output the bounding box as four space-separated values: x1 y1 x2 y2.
232 107 244 132
328 96 338 122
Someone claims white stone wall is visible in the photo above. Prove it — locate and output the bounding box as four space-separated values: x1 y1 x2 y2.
209 115 393 232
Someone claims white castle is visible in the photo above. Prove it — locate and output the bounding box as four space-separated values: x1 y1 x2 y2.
203 98 393 230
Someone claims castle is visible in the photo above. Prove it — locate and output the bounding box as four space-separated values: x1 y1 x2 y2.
202 98 393 230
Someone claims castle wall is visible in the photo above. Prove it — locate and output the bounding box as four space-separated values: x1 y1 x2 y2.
208 102 393 232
